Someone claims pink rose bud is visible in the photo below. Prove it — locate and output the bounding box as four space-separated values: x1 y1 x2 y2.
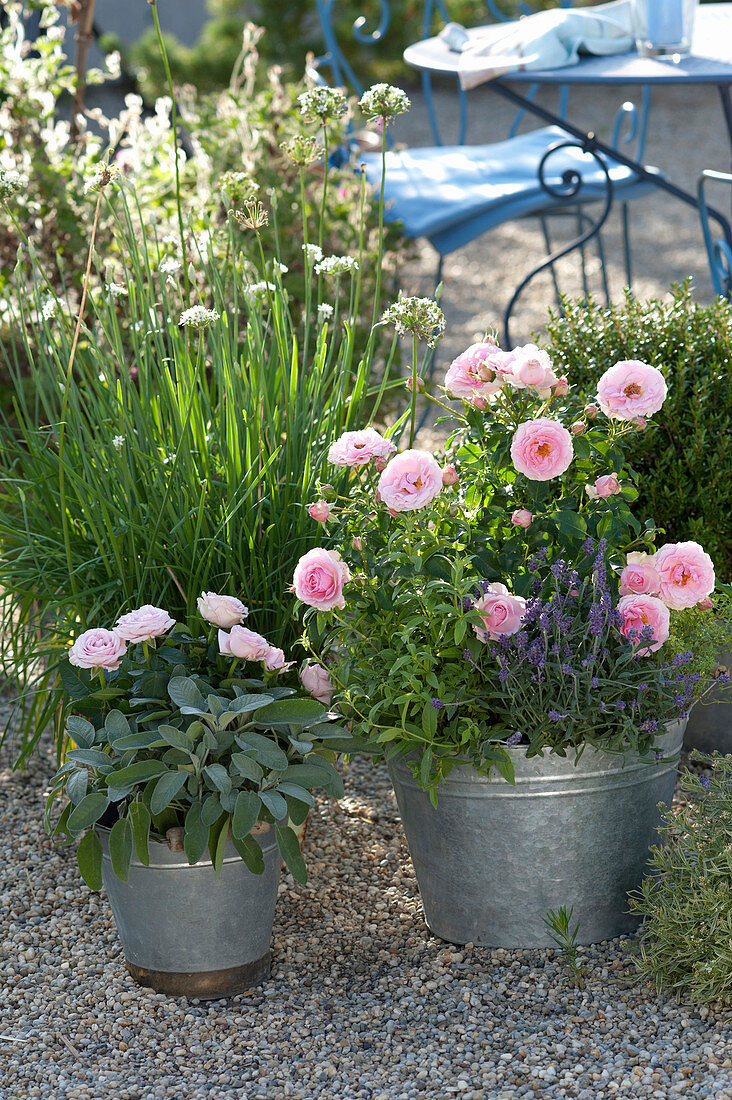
511 509 532 529
352 536 364 551
697 596 714 611
300 662 334 706
442 464 458 486
633 416 647 430
197 592 248 629
319 484 336 499
405 376 425 394
308 499 331 524
374 457 388 473
387 507 399 519
571 421 586 435
594 473 621 499
473 396 487 411
584 403 599 419
553 376 570 396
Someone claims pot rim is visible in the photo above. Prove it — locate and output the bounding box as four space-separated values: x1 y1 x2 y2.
388 718 687 786
95 822 278 870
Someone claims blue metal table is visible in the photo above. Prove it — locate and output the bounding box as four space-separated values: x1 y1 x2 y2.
404 2 732 338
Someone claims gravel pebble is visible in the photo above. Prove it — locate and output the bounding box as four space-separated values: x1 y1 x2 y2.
0 710 729 1100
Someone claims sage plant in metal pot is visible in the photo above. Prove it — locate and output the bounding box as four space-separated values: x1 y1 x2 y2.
46 597 346 997
293 330 721 947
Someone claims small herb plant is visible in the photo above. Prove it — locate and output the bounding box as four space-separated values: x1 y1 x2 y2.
543 906 586 988
629 754 732 1005
45 602 348 889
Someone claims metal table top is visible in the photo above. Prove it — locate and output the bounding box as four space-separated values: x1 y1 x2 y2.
404 2 732 86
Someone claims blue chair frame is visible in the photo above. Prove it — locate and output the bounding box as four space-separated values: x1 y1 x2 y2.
313 1 657 342
698 170 732 299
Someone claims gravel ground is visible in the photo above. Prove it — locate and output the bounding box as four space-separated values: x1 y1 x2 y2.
1 713 730 1100
390 80 730 360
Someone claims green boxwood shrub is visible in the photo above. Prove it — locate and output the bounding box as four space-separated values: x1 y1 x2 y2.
545 285 732 581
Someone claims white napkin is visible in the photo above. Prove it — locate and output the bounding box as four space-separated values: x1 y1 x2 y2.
455 0 636 89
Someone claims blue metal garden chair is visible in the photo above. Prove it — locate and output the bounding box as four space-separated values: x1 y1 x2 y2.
698 170 732 299
314 0 660 343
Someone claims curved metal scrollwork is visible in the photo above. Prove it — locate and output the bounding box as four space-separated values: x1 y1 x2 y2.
503 138 614 347
610 90 650 163
698 170 732 300
353 0 390 44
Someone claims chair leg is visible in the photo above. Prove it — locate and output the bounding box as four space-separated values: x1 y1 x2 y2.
539 215 563 312
576 207 590 300
622 202 633 287
594 222 611 306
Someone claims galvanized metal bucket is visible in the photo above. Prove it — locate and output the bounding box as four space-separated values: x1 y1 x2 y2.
684 651 732 754
98 825 280 998
388 720 686 948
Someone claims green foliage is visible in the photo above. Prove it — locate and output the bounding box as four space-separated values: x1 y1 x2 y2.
666 594 732 700
543 905 586 988
45 621 349 889
629 754 732 1005
545 285 732 580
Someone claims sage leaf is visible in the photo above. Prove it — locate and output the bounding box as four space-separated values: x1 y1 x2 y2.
76 829 103 891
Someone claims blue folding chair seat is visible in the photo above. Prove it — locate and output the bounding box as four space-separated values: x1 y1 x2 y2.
362 125 660 256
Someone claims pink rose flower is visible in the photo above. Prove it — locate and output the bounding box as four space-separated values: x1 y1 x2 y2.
442 464 458 486
511 509 532 529
505 344 558 397
219 626 271 662
444 342 505 403
69 628 127 670
263 646 294 673
596 360 668 421
300 662 334 706
308 500 331 524
595 473 621 499
293 548 350 611
378 450 443 512
619 552 661 597
510 418 574 482
114 604 175 643
473 583 526 642
617 594 670 654
197 592 248 629
327 428 396 468
653 541 715 610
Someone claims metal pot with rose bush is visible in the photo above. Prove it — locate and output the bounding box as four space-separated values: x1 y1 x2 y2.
45 596 349 998
292 315 722 948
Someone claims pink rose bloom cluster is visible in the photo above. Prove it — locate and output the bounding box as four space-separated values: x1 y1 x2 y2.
293 547 351 611
300 662 334 706
378 450 443 512
618 542 715 611
69 603 176 670
444 341 568 407
510 418 574 482
473 583 526 642
218 625 293 672
197 592 248 628
596 360 668 421
327 428 396 468
618 594 670 654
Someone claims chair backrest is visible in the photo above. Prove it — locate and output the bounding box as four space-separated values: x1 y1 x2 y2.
313 0 576 146
313 2 650 160
698 170 732 299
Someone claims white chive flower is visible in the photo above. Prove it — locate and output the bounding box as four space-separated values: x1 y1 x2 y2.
302 243 324 264
0 168 28 200
359 83 411 120
314 255 359 277
297 87 348 123
179 305 220 329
